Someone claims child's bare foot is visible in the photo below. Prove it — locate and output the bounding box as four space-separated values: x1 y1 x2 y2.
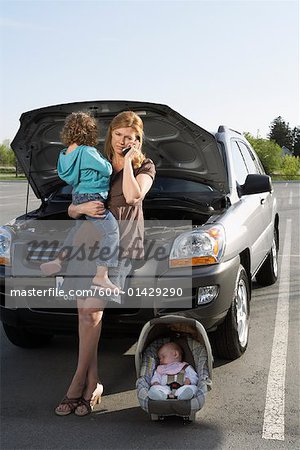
40 259 62 276
91 277 122 293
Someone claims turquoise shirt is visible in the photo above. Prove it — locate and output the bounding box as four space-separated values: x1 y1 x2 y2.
57 145 112 198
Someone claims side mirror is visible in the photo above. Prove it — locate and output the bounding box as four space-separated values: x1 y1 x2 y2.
240 174 272 196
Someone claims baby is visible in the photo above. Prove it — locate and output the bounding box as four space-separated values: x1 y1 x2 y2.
148 341 198 401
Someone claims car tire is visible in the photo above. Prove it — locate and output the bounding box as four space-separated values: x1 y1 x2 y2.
210 265 250 360
2 323 54 348
255 230 279 287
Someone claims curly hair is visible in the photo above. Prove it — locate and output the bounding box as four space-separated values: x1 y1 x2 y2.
104 111 146 169
60 112 99 147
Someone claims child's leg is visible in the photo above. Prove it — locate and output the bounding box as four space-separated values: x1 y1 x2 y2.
86 212 120 291
148 385 171 400
40 221 81 275
175 385 198 400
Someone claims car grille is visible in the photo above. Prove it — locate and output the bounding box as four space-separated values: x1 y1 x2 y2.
26 244 61 262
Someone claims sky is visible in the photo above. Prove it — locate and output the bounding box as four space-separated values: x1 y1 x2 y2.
0 0 299 142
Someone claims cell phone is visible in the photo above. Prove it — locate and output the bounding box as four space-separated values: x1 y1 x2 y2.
122 146 131 155
122 136 140 155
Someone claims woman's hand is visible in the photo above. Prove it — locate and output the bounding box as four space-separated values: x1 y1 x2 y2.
68 201 106 219
121 137 154 205
184 378 191 385
123 140 141 162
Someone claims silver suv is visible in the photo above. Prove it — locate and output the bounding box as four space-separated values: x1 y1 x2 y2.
0 101 279 360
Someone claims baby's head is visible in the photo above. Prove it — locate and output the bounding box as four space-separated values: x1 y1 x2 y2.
157 342 183 365
60 111 99 147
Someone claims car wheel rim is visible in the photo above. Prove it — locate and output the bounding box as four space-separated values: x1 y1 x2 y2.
235 279 249 348
272 238 278 278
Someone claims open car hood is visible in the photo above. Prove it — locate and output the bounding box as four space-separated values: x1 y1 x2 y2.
11 101 228 199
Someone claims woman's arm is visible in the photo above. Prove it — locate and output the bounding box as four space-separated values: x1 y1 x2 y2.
122 149 153 205
68 201 106 219
122 170 153 206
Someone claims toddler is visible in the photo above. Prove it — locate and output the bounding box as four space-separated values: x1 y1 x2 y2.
148 341 198 401
40 112 120 292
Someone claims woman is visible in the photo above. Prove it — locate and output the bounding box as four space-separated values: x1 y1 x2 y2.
55 111 155 416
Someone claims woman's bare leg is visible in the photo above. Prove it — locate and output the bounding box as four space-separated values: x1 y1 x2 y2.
55 297 106 414
73 318 104 415
85 323 102 392
69 297 106 393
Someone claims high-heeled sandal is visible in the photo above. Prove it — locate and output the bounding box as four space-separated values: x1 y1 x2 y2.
55 395 82 416
74 383 103 416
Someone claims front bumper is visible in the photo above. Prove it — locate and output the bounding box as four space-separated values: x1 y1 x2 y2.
0 254 240 333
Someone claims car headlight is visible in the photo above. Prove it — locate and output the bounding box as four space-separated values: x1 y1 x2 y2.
169 224 225 267
0 227 12 266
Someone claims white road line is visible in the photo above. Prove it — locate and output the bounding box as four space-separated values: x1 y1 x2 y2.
262 219 291 441
288 191 293 205
123 342 137 355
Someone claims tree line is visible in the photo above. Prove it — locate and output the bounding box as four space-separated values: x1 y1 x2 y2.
246 116 300 177
268 116 300 156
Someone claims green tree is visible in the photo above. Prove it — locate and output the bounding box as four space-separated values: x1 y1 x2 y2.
0 143 16 166
268 116 293 149
292 127 300 156
280 155 300 179
244 133 282 174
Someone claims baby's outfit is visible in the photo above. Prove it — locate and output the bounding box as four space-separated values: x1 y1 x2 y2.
57 145 119 268
148 361 199 400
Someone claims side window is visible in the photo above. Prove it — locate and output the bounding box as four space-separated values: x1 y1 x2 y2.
248 145 265 174
231 140 249 185
237 141 261 174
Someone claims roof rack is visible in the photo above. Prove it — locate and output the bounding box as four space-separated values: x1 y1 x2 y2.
218 125 242 135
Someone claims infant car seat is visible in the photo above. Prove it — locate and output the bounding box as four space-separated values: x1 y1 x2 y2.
135 315 213 422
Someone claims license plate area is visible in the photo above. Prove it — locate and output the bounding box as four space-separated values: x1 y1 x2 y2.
55 276 64 291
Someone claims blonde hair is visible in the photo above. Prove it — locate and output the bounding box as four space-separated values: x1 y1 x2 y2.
104 111 146 169
60 112 99 147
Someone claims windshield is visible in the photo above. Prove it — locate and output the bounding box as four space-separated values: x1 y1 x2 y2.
51 185 72 201
52 176 216 201
147 176 216 197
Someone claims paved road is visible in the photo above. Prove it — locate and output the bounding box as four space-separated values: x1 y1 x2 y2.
0 181 299 449
0 181 40 223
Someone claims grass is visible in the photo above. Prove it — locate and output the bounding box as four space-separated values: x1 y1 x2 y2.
0 167 26 180
0 173 26 180
271 174 300 181
1 167 299 182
